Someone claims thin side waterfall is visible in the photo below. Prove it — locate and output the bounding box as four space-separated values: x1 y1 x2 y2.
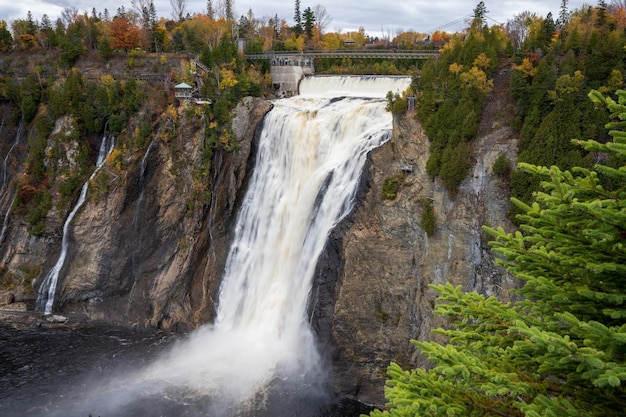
36 134 115 315
125 139 155 316
0 194 15 245
0 116 21 246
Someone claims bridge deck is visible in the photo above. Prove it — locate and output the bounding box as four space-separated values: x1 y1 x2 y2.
246 49 440 60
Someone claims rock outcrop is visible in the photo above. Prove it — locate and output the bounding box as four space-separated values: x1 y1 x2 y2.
312 111 519 405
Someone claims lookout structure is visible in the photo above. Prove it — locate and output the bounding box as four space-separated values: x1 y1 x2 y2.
174 82 193 101
173 59 213 105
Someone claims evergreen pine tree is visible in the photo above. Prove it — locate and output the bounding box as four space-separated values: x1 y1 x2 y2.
472 1 488 27
302 7 315 39
558 0 569 28
206 0 214 19
293 0 303 35
370 89 626 416
225 0 233 21
596 0 608 28
26 11 37 36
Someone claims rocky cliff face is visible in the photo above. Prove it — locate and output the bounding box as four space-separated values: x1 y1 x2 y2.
0 97 271 330
312 104 519 404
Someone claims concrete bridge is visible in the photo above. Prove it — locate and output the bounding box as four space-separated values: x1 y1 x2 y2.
246 49 439 96
246 49 440 61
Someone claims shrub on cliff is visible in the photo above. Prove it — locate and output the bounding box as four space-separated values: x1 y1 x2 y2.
421 199 435 236
369 90 626 416
492 153 510 179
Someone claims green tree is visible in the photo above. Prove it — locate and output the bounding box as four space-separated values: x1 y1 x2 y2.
21 95 37 122
369 89 626 417
557 0 569 28
206 0 214 19
98 36 113 61
0 21 13 51
421 199 435 236
293 0 303 35
472 1 488 27
302 7 315 39
39 14 56 48
225 0 233 20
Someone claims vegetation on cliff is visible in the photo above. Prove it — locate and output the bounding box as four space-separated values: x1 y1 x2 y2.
369 87 626 416
0 14 264 237
413 2 625 201
416 6 507 195
506 4 625 222
1 1 626 410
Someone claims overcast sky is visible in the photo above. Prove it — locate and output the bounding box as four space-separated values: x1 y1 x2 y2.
1 0 592 37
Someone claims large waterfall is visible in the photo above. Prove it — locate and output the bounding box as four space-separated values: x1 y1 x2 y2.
140 76 410 414
45 76 411 417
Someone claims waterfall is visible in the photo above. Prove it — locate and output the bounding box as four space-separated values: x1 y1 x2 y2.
0 194 15 245
125 139 155 316
132 76 411 414
36 134 115 315
0 116 22 246
40 76 411 417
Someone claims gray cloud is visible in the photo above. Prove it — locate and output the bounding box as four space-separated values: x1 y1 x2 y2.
2 0 589 37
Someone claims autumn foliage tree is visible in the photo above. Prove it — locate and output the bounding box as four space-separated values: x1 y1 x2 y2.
109 16 142 50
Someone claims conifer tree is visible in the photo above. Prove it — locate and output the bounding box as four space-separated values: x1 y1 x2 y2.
557 0 569 28
302 7 315 39
206 0 214 19
472 1 488 26
370 89 626 416
225 0 233 21
293 0 303 35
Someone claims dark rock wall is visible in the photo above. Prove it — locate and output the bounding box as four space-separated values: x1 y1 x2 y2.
312 114 518 406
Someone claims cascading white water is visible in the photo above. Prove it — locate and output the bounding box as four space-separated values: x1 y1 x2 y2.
36 134 115 315
133 76 411 413
0 195 14 245
40 76 411 417
0 118 23 246
299 75 411 98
